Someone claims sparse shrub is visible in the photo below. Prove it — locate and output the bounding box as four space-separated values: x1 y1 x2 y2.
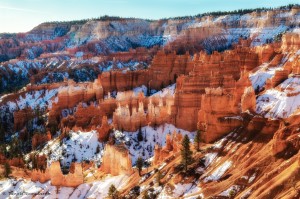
108 184 119 199
156 170 163 185
3 163 11 178
136 157 144 176
194 130 201 151
229 189 236 198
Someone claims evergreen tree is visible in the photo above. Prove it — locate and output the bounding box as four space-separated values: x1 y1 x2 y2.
181 135 193 172
3 162 11 178
142 191 150 199
136 156 144 176
156 170 163 185
137 127 143 142
0 121 5 142
194 130 201 151
108 184 119 199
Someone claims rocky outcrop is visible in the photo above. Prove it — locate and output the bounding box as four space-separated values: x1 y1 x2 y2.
265 69 289 89
198 88 243 143
99 70 149 94
55 79 103 109
148 51 193 90
31 169 51 183
0 155 25 168
13 108 34 131
32 132 51 149
113 94 174 132
153 131 183 165
31 160 84 187
50 161 84 187
100 143 133 176
282 33 300 52
241 86 256 113
97 116 111 142
171 46 258 132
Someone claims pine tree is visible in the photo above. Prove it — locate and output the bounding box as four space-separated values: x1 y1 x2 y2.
108 184 119 199
137 127 143 142
3 162 11 178
194 130 201 151
136 156 144 176
0 121 5 142
181 135 193 172
156 170 163 185
142 190 150 199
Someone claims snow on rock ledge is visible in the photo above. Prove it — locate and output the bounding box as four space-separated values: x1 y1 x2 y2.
256 76 300 118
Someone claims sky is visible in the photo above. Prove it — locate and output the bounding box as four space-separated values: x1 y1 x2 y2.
0 0 299 33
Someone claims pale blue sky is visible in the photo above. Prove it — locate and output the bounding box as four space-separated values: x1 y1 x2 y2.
0 0 298 33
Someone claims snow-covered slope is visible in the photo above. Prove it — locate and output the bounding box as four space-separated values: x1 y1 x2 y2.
38 131 104 167
0 175 129 199
117 123 195 165
256 76 300 118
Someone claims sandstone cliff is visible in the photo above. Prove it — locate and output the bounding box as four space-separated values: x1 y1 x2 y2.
100 143 133 176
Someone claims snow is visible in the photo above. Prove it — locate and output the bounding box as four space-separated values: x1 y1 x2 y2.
248 173 256 183
2 89 58 112
39 123 194 168
204 160 232 182
173 183 193 197
152 84 176 97
85 175 128 199
158 183 202 198
40 130 103 167
213 138 227 149
133 85 148 96
0 175 128 199
249 62 284 90
204 153 218 167
219 185 240 197
58 187 74 198
117 123 195 165
183 184 202 198
256 77 300 118
0 179 54 198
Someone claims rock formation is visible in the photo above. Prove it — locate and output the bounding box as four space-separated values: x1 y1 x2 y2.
13 108 34 131
153 131 183 165
97 116 111 142
100 143 133 176
112 91 174 132
32 132 51 149
32 161 84 187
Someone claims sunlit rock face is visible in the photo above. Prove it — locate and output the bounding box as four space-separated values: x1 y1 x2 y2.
100 143 133 176
30 161 84 187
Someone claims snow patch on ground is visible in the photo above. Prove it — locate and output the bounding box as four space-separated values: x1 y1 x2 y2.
85 175 127 198
219 185 240 197
204 153 218 167
256 77 300 118
249 63 284 90
40 130 103 167
152 84 176 97
0 175 128 199
116 123 195 165
204 160 232 182
133 85 148 96
2 89 58 112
